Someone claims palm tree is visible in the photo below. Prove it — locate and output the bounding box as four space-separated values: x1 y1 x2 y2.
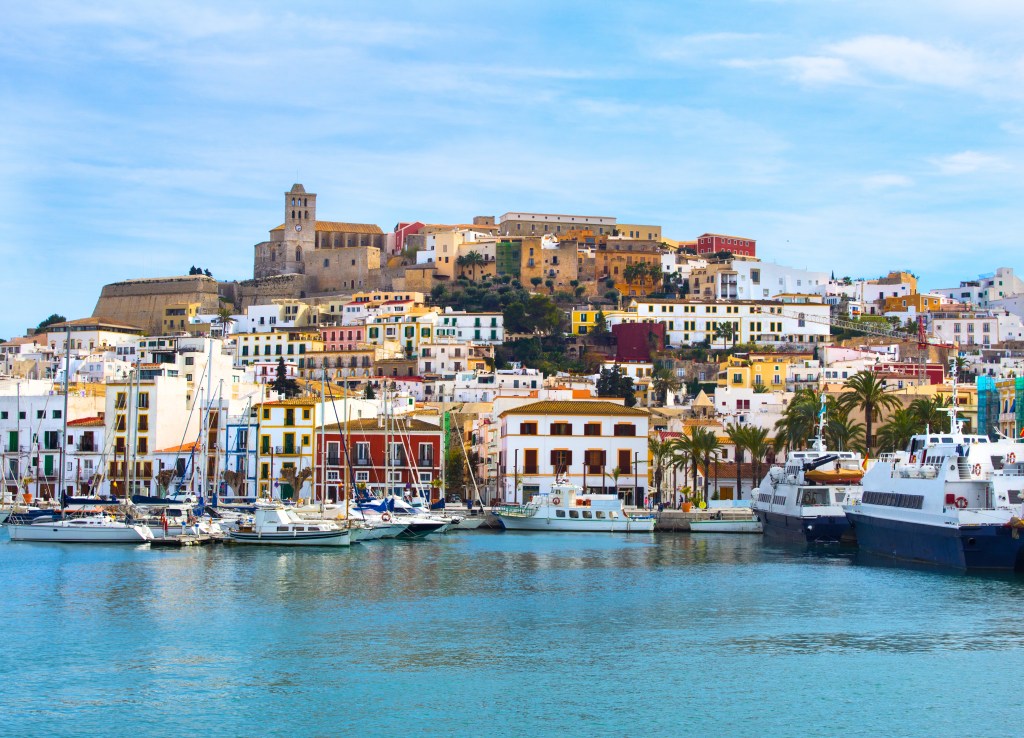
774 389 825 452
692 426 722 502
724 423 749 501
835 371 902 453
214 306 236 338
744 426 771 491
908 395 950 433
875 408 919 453
648 437 673 505
712 322 737 350
668 434 699 502
824 411 866 454
604 466 623 499
461 250 485 281
650 368 681 406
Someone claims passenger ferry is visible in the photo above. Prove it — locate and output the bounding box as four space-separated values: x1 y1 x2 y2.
494 476 656 533
751 398 865 544
845 373 1024 571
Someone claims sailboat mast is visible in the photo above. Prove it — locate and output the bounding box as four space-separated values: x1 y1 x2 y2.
58 325 71 504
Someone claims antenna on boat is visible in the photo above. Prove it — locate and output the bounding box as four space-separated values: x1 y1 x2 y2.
946 357 963 435
812 394 827 453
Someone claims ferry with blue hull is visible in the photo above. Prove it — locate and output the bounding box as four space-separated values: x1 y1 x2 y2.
845 372 1024 571
751 398 865 544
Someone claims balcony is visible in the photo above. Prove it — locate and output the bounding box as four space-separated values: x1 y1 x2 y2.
417 455 434 468
76 442 97 453
326 455 341 466
523 466 539 475
274 445 298 455
354 456 371 467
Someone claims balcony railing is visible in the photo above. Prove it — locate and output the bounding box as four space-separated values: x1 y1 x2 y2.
417 455 434 467
354 456 371 467
326 455 341 466
76 443 97 452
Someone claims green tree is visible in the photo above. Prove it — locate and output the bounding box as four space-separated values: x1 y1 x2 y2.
773 389 825 452
596 365 636 407
744 426 771 491
35 314 67 334
651 367 681 406
824 411 866 454
725 423 750 501
444 444 467 500
875 408 918 453
909 395 950 433
363 383 376 400
835 371 902 453
530 276 543 291
648 437 674 505
272 357 301 398
712 321 737 349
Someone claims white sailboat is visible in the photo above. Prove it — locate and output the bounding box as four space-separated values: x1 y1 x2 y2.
228 503 351 546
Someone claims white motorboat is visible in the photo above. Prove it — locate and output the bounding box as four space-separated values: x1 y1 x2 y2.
8 514 154 543
228 504 351 546
689 513 763 533
494 476 656 533
137 504 225 539
446 515 486 531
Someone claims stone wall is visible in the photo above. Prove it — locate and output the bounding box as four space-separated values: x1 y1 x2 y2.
236 274 310 310
92 275 221 335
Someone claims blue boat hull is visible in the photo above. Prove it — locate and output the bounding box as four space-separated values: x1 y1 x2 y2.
755 510 852 544
846 511 1024 571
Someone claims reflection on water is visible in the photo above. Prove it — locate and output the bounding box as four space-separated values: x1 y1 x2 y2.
5 529 1024 736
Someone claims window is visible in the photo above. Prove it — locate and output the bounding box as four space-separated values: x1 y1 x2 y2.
555 509 566 518
519 422 538 435
115 393 127 409
137 437 148 454
550 449 572 468
302 435 310 447
584 449 606 474
36 410 44 420
551 422 572 436
584 422 601 436
355 471 369 483
523 449 539 474
260 463 270 480
52 410 61 419
613 423 636 437
137 415 148 432
355 442 370 465
618 449 632 472
569 509 579 518
115 414 126 432
138 393 149 409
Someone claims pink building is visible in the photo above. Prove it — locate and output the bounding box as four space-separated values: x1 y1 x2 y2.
321 325 366 351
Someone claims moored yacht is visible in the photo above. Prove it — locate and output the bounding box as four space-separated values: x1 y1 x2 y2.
228 504 351 546
752 398 864 544
845 371 1024 571
494 476 656 532
8 514 154 543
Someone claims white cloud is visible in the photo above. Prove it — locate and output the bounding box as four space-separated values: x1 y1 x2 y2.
827 35 979 88
929 151 1011 175
863 174 914 190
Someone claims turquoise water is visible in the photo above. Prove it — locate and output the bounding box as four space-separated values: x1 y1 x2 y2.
3 530 1024 737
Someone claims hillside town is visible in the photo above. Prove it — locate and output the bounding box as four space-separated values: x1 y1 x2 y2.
2 183 1022 508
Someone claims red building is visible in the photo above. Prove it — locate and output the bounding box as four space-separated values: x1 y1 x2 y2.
612 322 666 362
393 221 425 254
318 417 442 500
696 233 756 257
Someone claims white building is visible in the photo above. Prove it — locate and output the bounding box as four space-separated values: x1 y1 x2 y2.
434 309 504 345
692 260 829 301
931 311 1024 347
498 399 649 502
933 267 1024 309
712 386 790 431
629 298 831 347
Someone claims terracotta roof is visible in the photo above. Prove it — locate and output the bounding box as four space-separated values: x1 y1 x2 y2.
499 400 649 418
68 416 104 427
322 418 440 433
155 441 201 454
270 221 383 235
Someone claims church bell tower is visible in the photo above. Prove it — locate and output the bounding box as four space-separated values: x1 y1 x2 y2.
283 183 316 272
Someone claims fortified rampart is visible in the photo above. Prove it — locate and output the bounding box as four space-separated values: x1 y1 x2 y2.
92 276 221 335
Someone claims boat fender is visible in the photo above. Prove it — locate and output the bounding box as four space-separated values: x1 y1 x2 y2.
551 497 561 506
1009 453 1017 464
955 497 969 509
910 454 917 463
381 512 393 522
972 464 982 476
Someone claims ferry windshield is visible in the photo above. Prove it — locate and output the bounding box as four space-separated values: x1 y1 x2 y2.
800 488 830 506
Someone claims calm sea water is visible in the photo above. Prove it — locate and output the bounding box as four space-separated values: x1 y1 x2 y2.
3 529 1024 737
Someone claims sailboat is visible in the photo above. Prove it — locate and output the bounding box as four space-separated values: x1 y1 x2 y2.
8 332 152 544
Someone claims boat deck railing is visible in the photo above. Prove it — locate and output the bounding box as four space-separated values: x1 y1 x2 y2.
495 504 537 518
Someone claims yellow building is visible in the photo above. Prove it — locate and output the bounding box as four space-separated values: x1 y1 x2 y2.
255 398 319 499
882 293 945 314
571 308 631 336
364 306 439 356
161 303 201 334
717 353 813 391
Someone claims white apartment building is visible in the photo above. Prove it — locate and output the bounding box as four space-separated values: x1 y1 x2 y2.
630 298 831 347
932 312 1024 347
712 386 791 432
691 260 829 301
434 309 504 345
0 379 106 501
933 267 1024 309
498 399 649 502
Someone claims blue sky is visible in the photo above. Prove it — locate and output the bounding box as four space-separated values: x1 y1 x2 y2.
2 0 1023 338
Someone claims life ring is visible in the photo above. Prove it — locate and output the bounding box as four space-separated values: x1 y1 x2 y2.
1009 453 1017 464
955 496 969 509
551 497 561 506
381 512 392 522
910 454 917 464
972 464 982 476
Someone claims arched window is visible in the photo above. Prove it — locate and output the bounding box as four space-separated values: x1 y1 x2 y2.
291 210 295 219
303 198 307 206
305 210 309 219
296 246 302 261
